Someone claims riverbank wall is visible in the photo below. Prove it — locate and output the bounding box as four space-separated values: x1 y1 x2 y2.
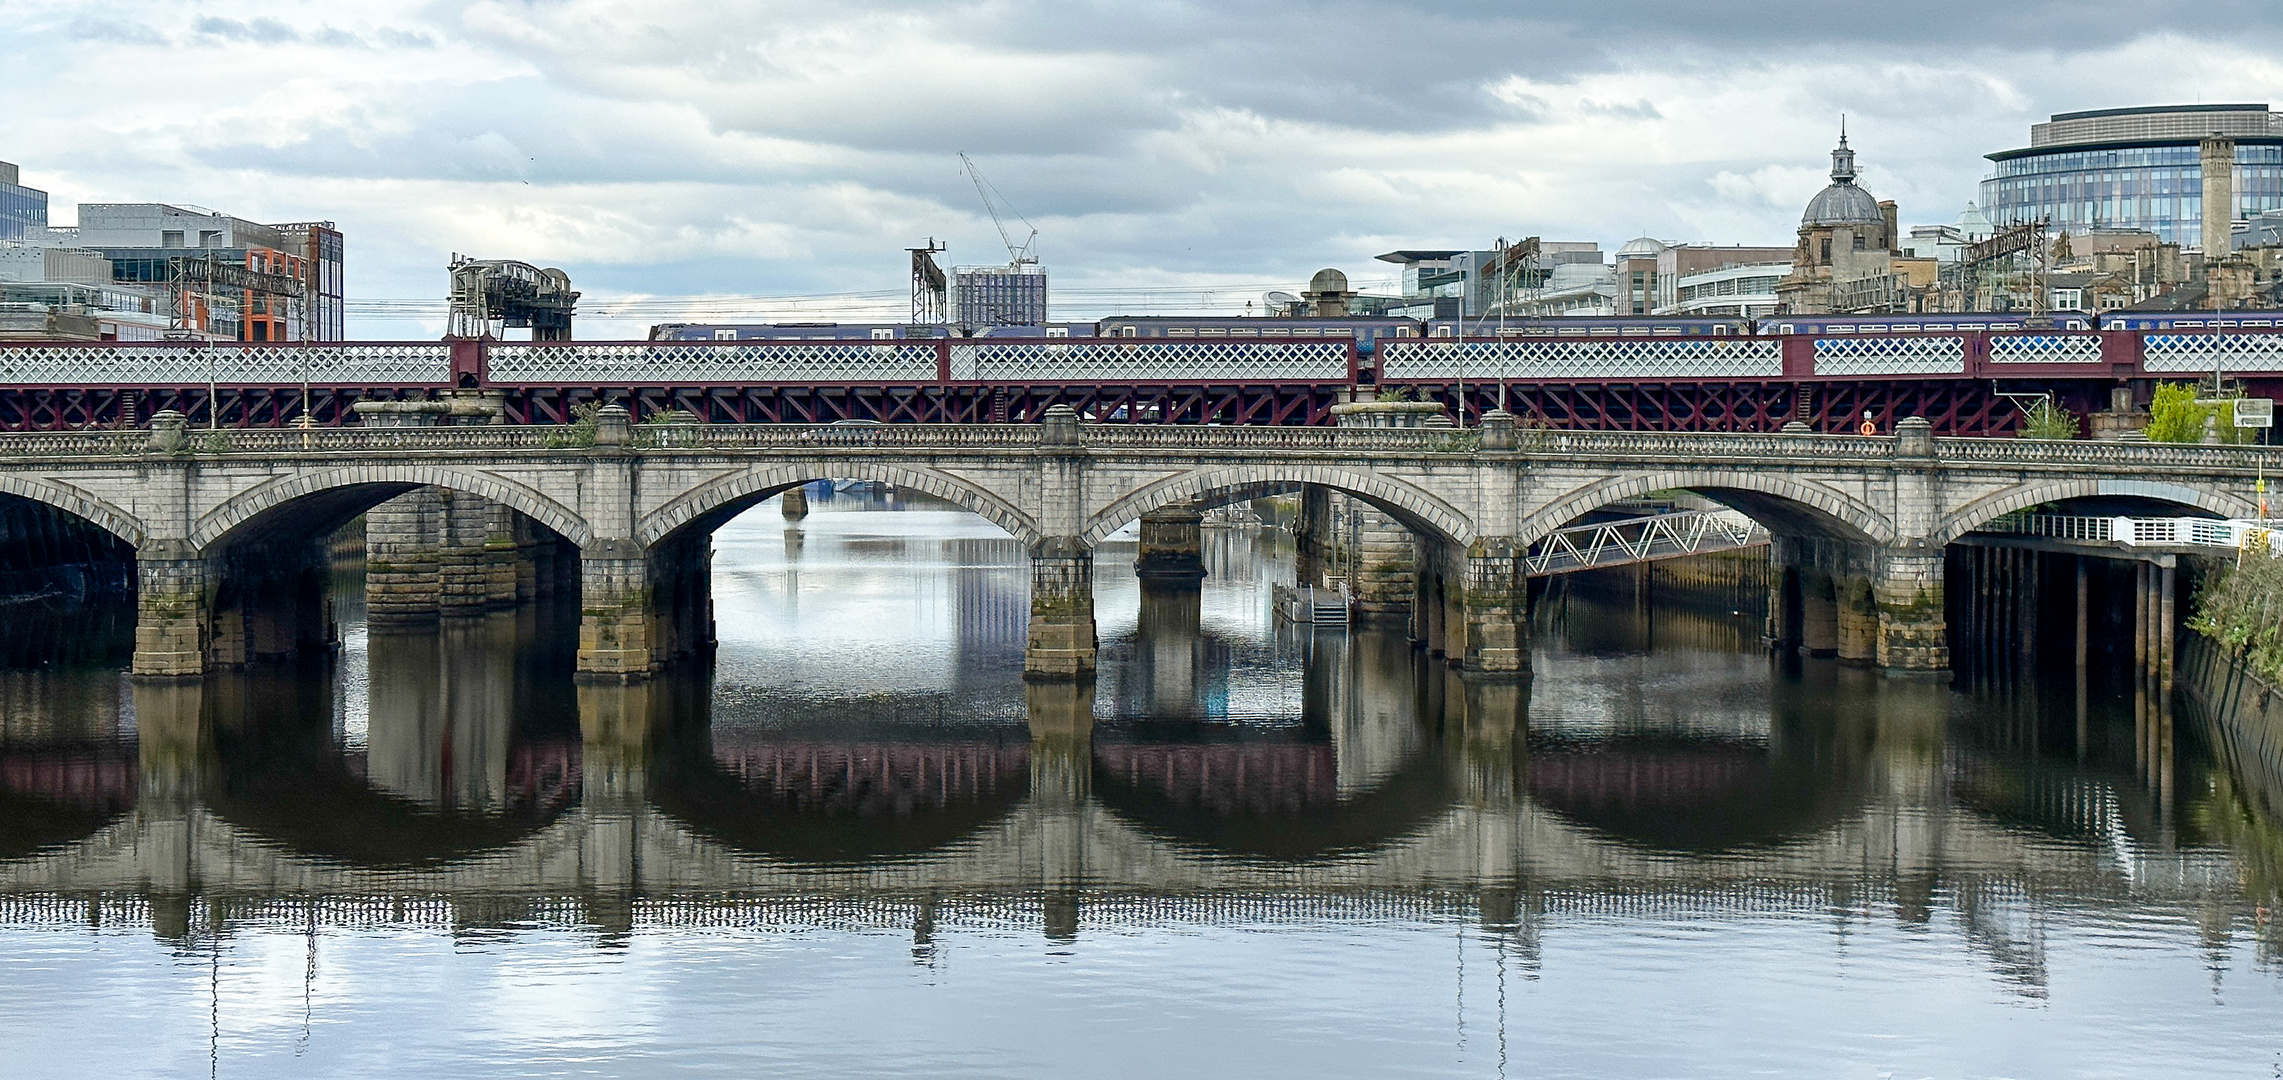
2176 630 2283 908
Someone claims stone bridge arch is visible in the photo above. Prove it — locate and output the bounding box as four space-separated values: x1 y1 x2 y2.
1082 463 1475 547
1932 477 2260 545
0 474 143 548
639 461 1041 547
1517 468 1897 547
190 464 593 552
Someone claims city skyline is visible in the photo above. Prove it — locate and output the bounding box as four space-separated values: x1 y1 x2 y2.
11 1 2283 337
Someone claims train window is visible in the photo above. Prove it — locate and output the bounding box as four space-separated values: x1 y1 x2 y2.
1774 324 1794 335
1169 327 1194 337
1431 325 1453 338
1124 326 1140 338
714 328 738 340
1046 326 1068 338
871 328 895 340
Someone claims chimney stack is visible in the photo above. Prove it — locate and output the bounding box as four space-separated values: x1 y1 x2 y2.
2201 134 2236 265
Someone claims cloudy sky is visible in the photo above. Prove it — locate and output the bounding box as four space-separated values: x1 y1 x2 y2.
8 1 2283 337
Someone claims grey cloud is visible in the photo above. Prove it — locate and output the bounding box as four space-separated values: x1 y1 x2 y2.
192 16 301 43
65 16 167 44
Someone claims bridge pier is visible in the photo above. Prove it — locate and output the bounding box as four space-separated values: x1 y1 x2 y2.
1026 539 1096 679
1134 501 1206 585
1873 552 1949 674
366 487 444 626
576 535 715 681
1459 539 1530 675
1800 570 1840 657
131 550 207 678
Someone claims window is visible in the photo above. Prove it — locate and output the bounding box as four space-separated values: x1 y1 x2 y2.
199 230 223 248
1045 326 1068 338
161 230 184 248
713 328 737 340
870 327 895 340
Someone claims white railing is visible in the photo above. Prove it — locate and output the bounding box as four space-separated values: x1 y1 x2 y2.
1524 510 1767 575
1980 513 2283 555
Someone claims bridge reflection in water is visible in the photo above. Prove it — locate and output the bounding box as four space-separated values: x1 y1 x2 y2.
0 513 2274 995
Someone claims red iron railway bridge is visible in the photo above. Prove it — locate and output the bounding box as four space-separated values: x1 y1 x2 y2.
0 330 2278 434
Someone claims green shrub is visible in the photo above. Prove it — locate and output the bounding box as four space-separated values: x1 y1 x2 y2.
2016 398 2080 439
2189 539 2283 685
543 400 605 449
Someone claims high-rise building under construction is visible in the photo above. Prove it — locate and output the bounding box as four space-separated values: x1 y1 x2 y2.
951 263 1047 329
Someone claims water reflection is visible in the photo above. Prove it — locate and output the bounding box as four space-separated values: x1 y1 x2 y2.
0 496 2281 1075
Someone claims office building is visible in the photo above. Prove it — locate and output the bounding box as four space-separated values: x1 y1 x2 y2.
1981 103 2283 250
0 162 45 242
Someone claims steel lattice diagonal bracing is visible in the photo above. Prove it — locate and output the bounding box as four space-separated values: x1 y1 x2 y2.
1522 510 1768 575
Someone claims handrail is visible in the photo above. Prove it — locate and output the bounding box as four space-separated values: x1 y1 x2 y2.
0 421 2277 470
1525 509 1766 575
1978 512 2283 555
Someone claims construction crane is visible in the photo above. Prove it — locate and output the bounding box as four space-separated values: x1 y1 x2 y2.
959 152 1038 268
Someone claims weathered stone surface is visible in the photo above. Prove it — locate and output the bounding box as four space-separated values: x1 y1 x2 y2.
48 420 2263 679
1027 539 1096 678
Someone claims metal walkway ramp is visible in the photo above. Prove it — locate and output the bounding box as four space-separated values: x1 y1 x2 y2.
1524 510 1768 576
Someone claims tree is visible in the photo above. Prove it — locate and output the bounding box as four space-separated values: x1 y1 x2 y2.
2145 382 2208 443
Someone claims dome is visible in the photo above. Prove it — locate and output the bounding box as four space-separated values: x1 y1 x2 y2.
1802 182 1883 227
1615 236 1667 258
1801 131 1884 227
1307 268 1349 294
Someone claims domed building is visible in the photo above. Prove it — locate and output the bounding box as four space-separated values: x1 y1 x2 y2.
1775 131 1911 314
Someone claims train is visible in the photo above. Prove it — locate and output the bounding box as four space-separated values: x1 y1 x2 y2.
651 309 2225 352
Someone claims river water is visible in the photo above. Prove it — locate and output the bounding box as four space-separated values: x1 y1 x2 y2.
1 492 2279 1079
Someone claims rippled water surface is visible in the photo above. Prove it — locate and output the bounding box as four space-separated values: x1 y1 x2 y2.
2 491 2280 1079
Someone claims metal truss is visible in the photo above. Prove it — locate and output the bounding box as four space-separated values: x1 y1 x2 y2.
1524 510 1767 576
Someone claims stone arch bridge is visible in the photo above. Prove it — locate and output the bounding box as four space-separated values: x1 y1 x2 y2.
0 407 2267 678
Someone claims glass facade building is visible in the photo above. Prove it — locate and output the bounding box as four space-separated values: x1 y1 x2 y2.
1981 104 2283 249
0 162 48 242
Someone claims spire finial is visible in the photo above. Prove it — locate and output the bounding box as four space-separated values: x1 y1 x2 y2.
1840 113 1847 145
